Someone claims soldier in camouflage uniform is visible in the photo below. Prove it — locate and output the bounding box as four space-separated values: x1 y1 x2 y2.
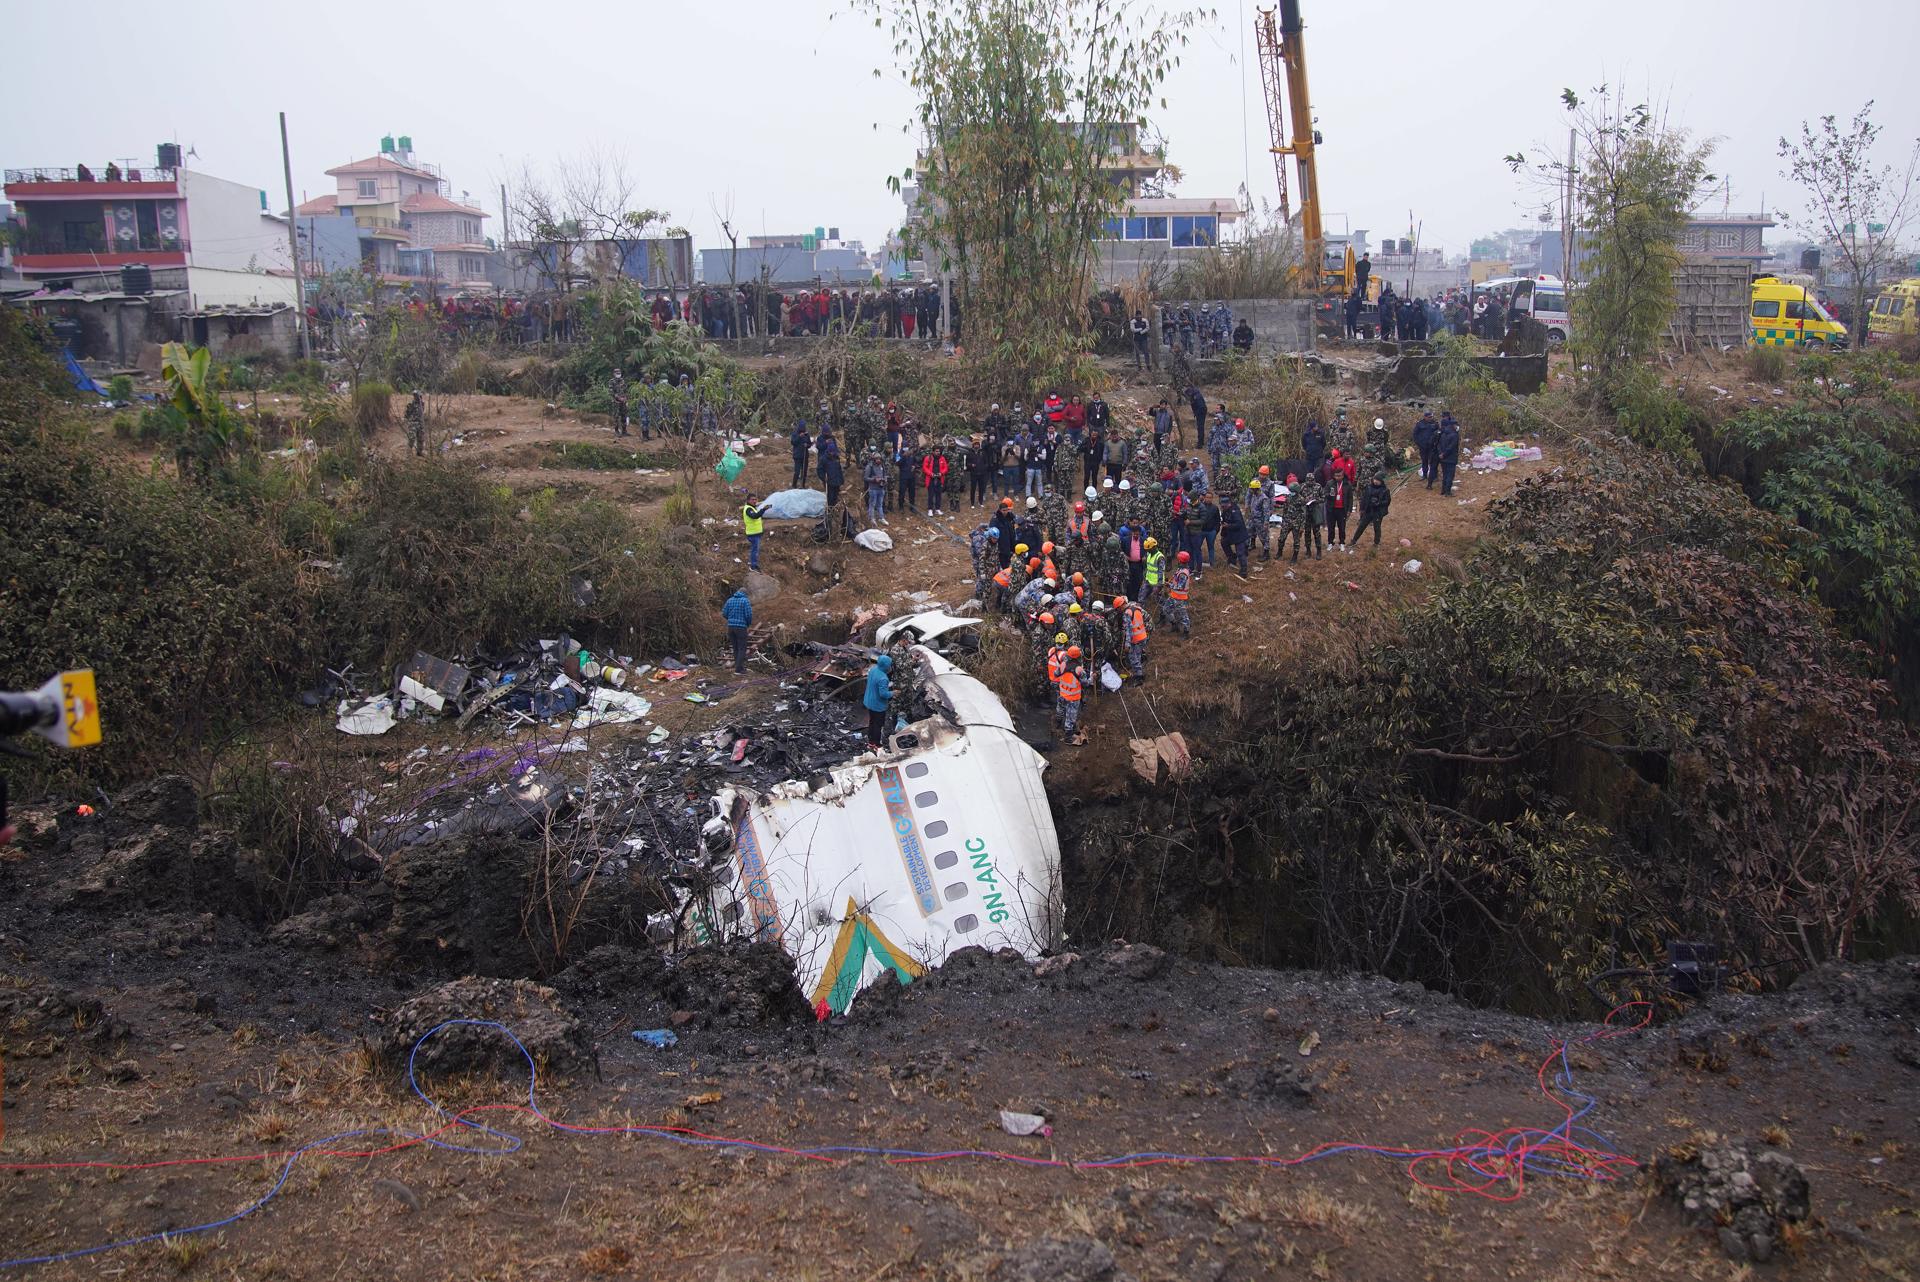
1356 417 1391 495
1031 623 1064 704
403 390 427 456
968 522 995 599
1327 407 1357 458
1290 472 1326 561
1247 472 1275 560
1081 602 1113 695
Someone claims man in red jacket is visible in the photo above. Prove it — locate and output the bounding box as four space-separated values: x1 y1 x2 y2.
921 447 950 516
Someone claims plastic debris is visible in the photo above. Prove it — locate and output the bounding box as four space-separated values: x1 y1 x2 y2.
685 692 709 704
572 688 654 730
647 725 670 744
1298 1030 1321 1057
633 1029 679 1049
1100 662 1123 692
853 529 895 553
999 1109 1052 1138
337 696 398 736
1403 559 1423 574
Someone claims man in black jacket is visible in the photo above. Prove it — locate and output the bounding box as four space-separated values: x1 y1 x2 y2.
790 420 812 488
1434 416 1461 496
1411 410 1439 488
1353 474 1391 548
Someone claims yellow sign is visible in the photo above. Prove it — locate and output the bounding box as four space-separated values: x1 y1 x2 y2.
57 669 102 748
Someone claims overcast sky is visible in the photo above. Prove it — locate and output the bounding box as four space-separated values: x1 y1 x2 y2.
8 0 1916 257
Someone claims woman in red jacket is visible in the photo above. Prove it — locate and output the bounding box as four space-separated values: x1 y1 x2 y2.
922 447 950 516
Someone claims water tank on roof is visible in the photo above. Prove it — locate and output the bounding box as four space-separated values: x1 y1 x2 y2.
1399 238 1412 255
122 263 153 296
156 142 181 169
1800 248 1821 271
380 135 395 154
398 135 412 153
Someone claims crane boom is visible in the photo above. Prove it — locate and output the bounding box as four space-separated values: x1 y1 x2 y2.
1253 8 1289 222
1255 1 1350 300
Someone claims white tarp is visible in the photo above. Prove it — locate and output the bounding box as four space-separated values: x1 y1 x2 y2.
853 529 894 553
572 687 654 729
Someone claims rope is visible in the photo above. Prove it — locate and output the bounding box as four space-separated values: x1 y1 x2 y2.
0 1006 1651 1270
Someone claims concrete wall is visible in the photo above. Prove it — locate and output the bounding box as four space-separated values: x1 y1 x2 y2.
184 306 299 361
185 265 297 309
296 213 363 275
180 169 290 273
1233 299 1317 354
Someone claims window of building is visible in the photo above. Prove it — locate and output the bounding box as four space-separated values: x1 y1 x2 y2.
357 180 377 198
1146 216 1167 239
1100 217 1123 240
1171 215 1217 248
1752 300 1780 319
1125 216 1147 240
1712 229 1741 249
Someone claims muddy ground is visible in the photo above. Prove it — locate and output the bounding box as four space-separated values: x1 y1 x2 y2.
16 355 1915 1278
3 798 1918 1281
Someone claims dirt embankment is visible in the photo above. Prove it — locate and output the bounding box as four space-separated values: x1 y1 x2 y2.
3 776 1918 1279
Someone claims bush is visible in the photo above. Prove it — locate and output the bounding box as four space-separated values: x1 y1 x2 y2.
1606 366 1699 456
1746 344 1788 384
352 381 393 433
107 374 135 404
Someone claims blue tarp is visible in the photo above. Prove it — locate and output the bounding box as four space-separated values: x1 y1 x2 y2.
62 349 107 397
758 488 828 520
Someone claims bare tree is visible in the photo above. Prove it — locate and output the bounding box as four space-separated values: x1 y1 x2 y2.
508 151 667 296
1779 102 1920 336
711 193 744 342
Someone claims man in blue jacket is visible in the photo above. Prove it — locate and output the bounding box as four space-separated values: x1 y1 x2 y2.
863 653 894 748
1434 414 1461 496
1411 410 1439 487
723 587 753 673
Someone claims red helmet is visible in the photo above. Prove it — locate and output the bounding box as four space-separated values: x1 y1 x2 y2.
1074 501 1086 513
1177 550 1191 563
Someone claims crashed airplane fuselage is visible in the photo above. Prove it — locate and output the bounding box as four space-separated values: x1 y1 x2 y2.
696 646 1063 1015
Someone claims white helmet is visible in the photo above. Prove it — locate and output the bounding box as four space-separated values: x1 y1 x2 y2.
991 402 1000 410
1118 479 1132 491
1101 477 1115 489
1374 417 1385 431
1091 510 1105 523
1084 486 1097 500
1026 496 1038 510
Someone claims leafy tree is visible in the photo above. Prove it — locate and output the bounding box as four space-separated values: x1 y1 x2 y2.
1506 88 1715 384
1778 102 1920 333
863 0 1205 391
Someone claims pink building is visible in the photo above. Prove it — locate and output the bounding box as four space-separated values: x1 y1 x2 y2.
299 135 490 290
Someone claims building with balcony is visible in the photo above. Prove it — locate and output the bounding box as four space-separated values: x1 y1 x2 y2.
3 147 296 309
299 136 492 291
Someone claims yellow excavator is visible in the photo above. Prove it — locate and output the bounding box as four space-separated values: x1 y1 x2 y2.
1255 2 1357 305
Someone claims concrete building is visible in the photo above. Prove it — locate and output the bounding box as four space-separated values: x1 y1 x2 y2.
299 135 491 291
1679 211 1774 264
901 122 1244 286
3 147 294 297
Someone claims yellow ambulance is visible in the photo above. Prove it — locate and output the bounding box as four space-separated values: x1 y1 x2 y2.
1748 275 1848 349
1867 278 1920 346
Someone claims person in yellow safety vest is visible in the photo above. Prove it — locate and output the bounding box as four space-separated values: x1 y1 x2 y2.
1117 595 1150 681
1161 549 1192 637
1142 537 1165 606
741 496 766 571
1066 502 1091 545
1057 646 1087 745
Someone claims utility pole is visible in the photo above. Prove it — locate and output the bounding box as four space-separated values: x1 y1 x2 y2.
500 182 510 243
278 112 309 360
1561 127 1576 284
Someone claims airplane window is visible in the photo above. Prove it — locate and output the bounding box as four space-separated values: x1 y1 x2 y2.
914 791 938 807
945 882 968 901
953 914 979 933
935 850 958 869
924 820 949 837
905 762 930 778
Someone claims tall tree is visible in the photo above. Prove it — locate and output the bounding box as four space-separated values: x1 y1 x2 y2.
1778 102 1920 337
863 0 1205 391
509 152 665 296
1507 88 1715 384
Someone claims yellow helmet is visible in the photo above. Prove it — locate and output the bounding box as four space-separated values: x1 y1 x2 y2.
1014 542 1029 555
1068 603 1083 615
1053 632 1069 645
1144 537 1159 549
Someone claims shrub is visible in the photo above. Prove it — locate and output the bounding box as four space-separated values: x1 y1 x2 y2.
107 374 135 404
352 381 393 433
1606 366 1699 456
1746 344 1788 384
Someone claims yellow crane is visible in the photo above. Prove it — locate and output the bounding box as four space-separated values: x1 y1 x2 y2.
1255 2 1353 301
